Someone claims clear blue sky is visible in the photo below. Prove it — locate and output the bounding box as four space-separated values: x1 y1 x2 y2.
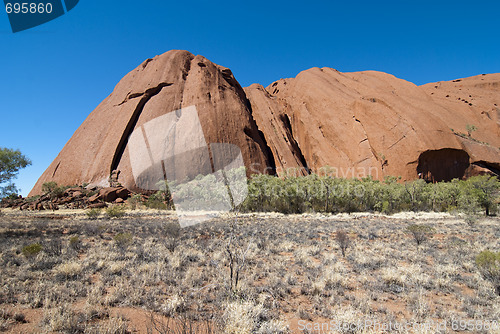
1 0 499 196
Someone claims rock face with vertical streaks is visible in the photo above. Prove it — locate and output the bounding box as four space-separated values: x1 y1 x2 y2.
29 50 273 195
246 69 500 181
29 51 500 196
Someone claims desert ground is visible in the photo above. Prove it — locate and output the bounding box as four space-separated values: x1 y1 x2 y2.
0 209 499 333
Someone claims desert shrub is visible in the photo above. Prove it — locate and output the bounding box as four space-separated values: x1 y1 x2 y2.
464 214 479 227
146 191 168 210
147 314 215 334
336 230 350 257
163 221 181 252
41 305 84 333
128 193 142 210
221 301 267 334
222 170 500 215
69 236 81 251
105 205 126 218
114 232 133 249
42 181 57 193
41 181 66 198
43 239 62 256
404 179 432 211
22 243 42 258
406 224 435 246
163 221 181 238
86 208 101 220
475 250 500 295
220 300 288 334
143 181 173 210
0 309 26 331
53 261 83 280
88 316 129 333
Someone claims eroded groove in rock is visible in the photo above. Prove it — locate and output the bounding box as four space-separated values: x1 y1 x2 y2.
110 82 173 173
244 98 277 175
280 114 309 173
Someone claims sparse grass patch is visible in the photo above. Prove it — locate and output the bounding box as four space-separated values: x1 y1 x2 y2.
113 232 133 249
54 261 83 280
0 211 499 333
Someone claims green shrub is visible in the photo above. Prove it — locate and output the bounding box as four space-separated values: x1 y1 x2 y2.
42 181 57 194
69 236 81 250
105 205 126 218
22 243 42 258
86 208 101 220
128 194 142 210
41 181 66 198
475 250 500 295
145 191 168 210
238 171 500 215
114 232 133 248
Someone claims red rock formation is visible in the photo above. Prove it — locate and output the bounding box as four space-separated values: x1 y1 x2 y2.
29 50 273 196
246 70 500 181
29 51 500 196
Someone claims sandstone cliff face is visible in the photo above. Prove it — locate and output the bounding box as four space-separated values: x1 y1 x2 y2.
30 50 273 195
246 69 500 182
29 51 500 196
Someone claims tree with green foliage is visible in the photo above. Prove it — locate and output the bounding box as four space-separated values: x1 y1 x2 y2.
463 175 500 216
0 147 31 198
406 224 435 246
235 169 500 215
41 181 67 199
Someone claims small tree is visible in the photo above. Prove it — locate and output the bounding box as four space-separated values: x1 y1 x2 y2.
163 221 181 252
336 230 350 257
225 227 252 295
42 181 66 198
406 224 435 246
0 147 31 198
466 124 477 137
464 175 500 216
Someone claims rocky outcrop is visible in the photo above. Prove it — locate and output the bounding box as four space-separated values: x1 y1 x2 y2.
246 70 500 181
29 51 500 196
29 50 273 196
1 186 130 211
